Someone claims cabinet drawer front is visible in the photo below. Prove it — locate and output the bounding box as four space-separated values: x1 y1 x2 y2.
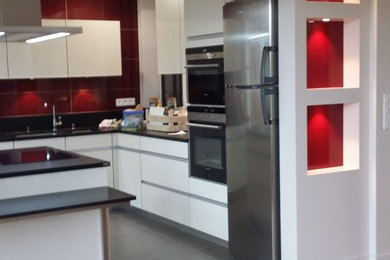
189 177 227 203
14 138 65 150
142 183 189 226
0 142 13 151
190 198 228 241
113 133 140 150
141 154 188 192
115 149 142 209
66 134 112 151
140 136 188 158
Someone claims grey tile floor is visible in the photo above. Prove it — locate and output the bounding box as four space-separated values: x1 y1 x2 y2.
110 207 235 260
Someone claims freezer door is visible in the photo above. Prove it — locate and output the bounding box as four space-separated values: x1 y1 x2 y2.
223 0 278 86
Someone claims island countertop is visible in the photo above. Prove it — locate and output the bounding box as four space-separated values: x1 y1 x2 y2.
0 146 110 179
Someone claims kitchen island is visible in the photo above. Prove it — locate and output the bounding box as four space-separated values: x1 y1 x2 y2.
0 146 135 260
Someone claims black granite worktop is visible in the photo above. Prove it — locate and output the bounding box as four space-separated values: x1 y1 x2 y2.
0 127 188 143
0 187 136 219
0 111 188 143
0 146 110 179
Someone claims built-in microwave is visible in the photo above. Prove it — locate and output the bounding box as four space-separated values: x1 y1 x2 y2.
185 45 224 107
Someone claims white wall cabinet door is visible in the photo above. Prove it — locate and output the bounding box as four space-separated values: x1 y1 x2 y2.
155 0 184 74
66 20 122 77
115 149 142 208
184 0 224 38
0 42 8 79
7 19 68 79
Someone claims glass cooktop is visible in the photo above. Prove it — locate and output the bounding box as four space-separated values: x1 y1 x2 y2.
0 147 77 165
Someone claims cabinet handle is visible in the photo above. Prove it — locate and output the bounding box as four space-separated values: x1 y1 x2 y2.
187 122 222 129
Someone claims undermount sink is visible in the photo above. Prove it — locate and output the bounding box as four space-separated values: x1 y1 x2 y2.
14 128 94 138
15 132 59 138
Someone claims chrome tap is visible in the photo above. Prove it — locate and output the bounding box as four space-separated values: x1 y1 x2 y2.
44 103 62 132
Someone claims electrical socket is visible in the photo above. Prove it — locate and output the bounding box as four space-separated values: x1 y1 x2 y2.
116 97 136 107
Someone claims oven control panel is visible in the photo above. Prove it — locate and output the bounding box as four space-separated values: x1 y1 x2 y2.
188 112 226 124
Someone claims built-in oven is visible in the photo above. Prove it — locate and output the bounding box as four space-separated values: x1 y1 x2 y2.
185 45 224 107
187 106 226 184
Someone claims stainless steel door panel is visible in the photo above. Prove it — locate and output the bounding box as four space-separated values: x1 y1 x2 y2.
224 0 278 86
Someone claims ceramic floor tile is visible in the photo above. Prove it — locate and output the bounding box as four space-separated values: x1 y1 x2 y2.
109 207 234 260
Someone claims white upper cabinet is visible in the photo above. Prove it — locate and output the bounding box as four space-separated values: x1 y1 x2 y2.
0 42 8 79
6 19 68 79
184 0 224 38
183 0 224 48
155 0 185 74
66 19 122 77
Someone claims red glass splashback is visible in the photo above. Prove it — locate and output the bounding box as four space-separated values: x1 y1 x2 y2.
307 21 344 89
0 0 139 117
307 104 344 170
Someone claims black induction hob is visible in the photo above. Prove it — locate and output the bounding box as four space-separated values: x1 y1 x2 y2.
0 147 77 165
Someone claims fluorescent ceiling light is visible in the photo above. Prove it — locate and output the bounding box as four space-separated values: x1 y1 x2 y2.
322 18 331 22
0 32 4 36
26 32 70 44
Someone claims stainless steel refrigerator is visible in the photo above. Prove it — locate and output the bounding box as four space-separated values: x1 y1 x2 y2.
223 0 279 259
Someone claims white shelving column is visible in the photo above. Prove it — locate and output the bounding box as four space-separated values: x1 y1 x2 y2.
279 1 371 260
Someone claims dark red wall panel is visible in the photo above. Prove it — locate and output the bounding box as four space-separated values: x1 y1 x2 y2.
307 104 344 170
40 0 66 19
307 21 344 89
0 0 139 117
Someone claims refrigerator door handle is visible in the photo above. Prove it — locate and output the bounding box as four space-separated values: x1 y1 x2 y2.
260 85 279 125
260 46 278 84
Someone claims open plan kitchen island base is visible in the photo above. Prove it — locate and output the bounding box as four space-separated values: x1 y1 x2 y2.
0 147 135 260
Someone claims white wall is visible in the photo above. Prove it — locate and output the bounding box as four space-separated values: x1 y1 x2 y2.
372 0 390 259
138 0 161 107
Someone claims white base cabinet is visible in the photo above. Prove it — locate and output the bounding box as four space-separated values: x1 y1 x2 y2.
65 134 114 188
113 134 142 208
14 137 66 150
142 183 190 226
141 153 189 192
115 149 142 208
189 197 228 240
189 177 228 240
8 132 228 240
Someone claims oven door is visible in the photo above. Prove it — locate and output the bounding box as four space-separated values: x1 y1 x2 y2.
186 58 225 106
188 122 226 184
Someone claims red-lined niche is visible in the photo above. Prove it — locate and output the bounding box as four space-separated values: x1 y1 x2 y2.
307 104 344 170
307 20 344 89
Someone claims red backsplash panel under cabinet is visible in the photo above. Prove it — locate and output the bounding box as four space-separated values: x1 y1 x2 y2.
307 104 344 170
307 21 344 89
0 0 139 117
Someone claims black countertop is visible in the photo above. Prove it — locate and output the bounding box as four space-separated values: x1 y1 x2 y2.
0 146 110 179
0 187 136 219
0 127 188 143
